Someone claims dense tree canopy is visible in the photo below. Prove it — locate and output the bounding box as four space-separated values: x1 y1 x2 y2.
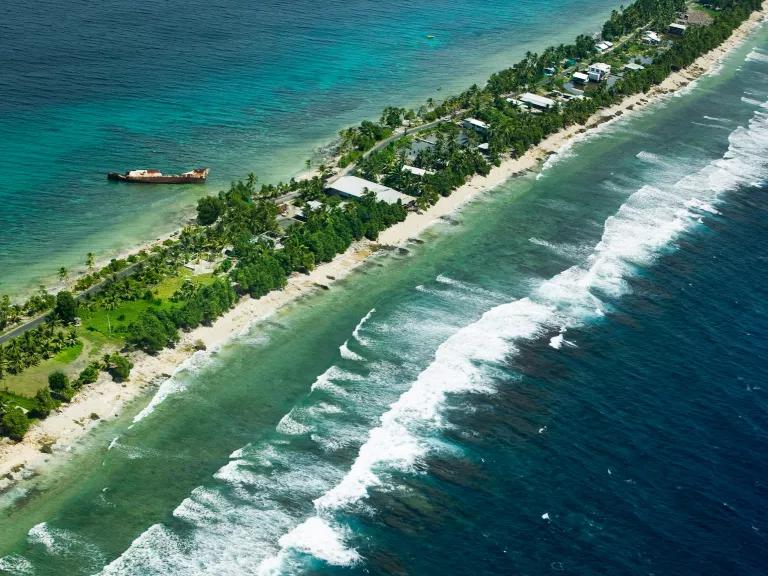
54 290 78 324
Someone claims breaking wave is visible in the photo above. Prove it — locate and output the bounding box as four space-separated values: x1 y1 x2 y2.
260 103 768 572
94 102 768 576
746 47 768 63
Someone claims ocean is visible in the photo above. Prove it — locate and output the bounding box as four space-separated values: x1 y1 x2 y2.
0 0 619 296
1 4 768 576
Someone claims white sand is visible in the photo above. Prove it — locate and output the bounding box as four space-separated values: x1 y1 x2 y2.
1 5 765 489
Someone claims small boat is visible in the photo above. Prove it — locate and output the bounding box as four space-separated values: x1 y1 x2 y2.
426 34 435 39
107 168 209 184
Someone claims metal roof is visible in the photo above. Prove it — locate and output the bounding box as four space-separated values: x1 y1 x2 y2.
519 92 556 109
326 175 412 204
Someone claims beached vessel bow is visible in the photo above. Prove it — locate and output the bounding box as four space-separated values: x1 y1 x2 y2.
107 168 209 184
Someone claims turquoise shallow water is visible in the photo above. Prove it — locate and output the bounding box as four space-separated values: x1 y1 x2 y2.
0 0 621 295
0 16 767 576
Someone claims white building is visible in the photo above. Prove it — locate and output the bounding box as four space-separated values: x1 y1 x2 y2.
588 62 611 82
572 71 590 84
668 23 687 36
595 40 614 52
326 175 412 205
402 165 434 177
643 30 661 45
462 117 489 134
518 92 556 110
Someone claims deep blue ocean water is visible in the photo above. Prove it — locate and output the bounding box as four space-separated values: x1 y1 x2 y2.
0 0 619 295
0 4 767 576
332 183 768 576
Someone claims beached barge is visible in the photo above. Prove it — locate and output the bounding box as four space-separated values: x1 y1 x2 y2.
107 168 209 184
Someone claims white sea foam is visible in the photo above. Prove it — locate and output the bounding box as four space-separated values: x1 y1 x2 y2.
27 523 57 553
529 237 592 261
308 402 344 416
436 274 503 300
351 308 375 345
132 348 213 424
310 365 359 397
741 96 765 106
278 517 359 565
685 198 721 215
0 555 34 575
635 150 672 168
28 522 104 562
746 47 768 63
99 103 768 576
260 104 768 571
538 106 652 180
276 409 312 436
549 333 564 349
691 121 733 131
339 340 364 361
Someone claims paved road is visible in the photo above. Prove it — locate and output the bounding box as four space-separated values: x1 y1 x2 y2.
326 114 458 185
2 113 462 345
0 259 144 345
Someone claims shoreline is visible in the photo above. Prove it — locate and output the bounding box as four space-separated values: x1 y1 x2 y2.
1 4 765 490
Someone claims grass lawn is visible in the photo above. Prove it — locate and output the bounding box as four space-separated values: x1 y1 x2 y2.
0 269 217 399
79 270 215 341
0 390 38 411
0 342 86 397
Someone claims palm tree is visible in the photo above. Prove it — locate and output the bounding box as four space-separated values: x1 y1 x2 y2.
103 294 118 336
0 346 7 379
246 172 258 192
58 267 68 282
86 252 95 271
6 343 24 374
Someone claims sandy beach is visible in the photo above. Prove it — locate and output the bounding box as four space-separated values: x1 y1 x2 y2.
1 4 765 490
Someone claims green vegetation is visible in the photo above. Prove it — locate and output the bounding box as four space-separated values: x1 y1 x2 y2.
54 290 78 324
603 0 683 39
0 0 760 442
104 353 133 382
0 406 30 441
30 388 57 419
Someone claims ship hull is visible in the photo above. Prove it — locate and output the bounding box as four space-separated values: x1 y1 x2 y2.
107 168 209 184
107 174 208 184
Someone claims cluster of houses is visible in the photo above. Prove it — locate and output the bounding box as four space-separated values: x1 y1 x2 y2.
270 11 703 228
595 40 614 53
572 62 612 85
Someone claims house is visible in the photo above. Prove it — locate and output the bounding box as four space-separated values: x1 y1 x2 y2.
406 136 437 162
326 175 413 205
572 71 590 84
519 92 556 110
668 23 687 36
292 200 324 222
543 66 556 76
462 117 489 134
643 30 661 45
623 62 645 72
477 143 490 154
588 62 611 82
402 165 434 177
595 40 614 52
